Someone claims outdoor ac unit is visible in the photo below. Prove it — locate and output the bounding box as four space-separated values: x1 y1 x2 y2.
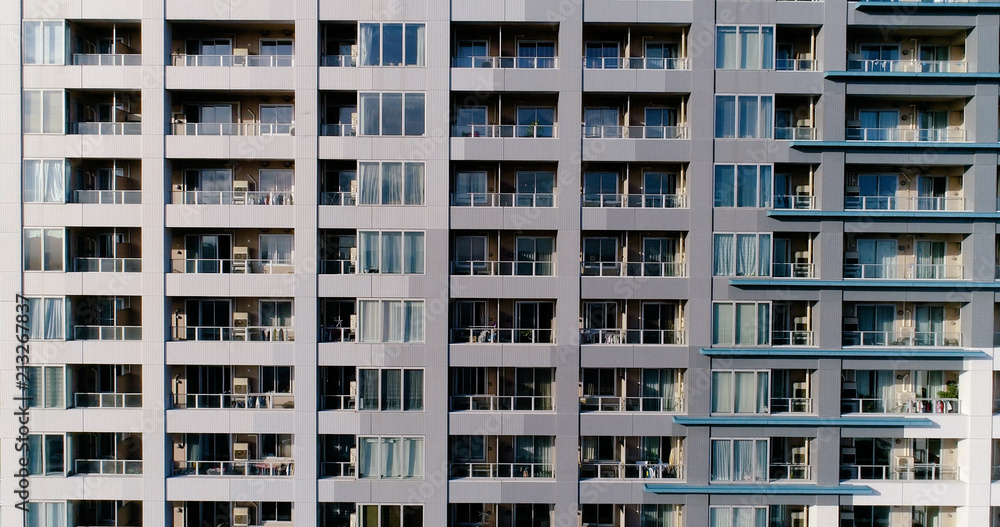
349 247 358 264
349 513 357 527
234 377 249 395
233 247 249 260
233 180 249 192
233 443 250 461
350 44 358 60
349 314 357 330
895 455 914 468
349 381 357 397
233 507 249 527
233 312 249 327
349 447 358 464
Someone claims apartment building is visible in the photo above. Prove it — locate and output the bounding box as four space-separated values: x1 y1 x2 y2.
5 0 1000 526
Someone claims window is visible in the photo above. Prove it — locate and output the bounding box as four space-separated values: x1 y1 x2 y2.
260 300 293 328
358 437 424 478
582 237 619 275
516 171 555 206
714 165 772 207
358 162 424 205
357 505 423 527
260 39 294 66
639 505 682 527
715 95 773 139
23 90 64 134
27 502 66 527
516 106 555 137
25 297 64 340
582 171 619 207
23 159 66 203
23 228 64 271
23 21 65 64
713 302 770 346
26 366 65 408
359 23 426 66
358 231 425 274
358 300 424 342
260 366 293 393
515 236 555 276
711 439 768 482
517 41 556 68
709 506 768 527
453 106 487 136
27 435 65 476
713 233 771 276
259 105 294 134
359 92 425 136
259 234 294 262
259 503 292 523
716 26 774 69
711 370 769 414
357 368 424 411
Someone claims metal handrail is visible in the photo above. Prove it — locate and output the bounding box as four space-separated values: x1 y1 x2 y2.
845 127 966 142
846 59 967 73
174 325 294 342
172 122 294 136
450 260 555 276
579 328 685 345
844 195 965 211
75 459 142 475
73 326 141 341
842 330 962 347
582 125 688 139
178 190 293 205
72 53 141 66
171 258 294 274
74 257 142 273
74 392 142 408
174 393 294 409
582 56 690 70
450 56 557 68
74 190 142 204
578 395 683 412
842 397 960 414
844 263 966 280
451 124 557 138
72 122 141 135
580 261 687 277
449 394 555 411
172 459 294 477
449 462 554 478
172 54 293 67
579 462 682 480
450 327 555 344
450 192 556 207
580 193 687 209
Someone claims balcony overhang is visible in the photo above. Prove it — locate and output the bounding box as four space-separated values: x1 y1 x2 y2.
729 277 1000 289
643 483 876 495
672 415 935 427
790 140 996 150
768 209 1000 220
701 347 988 359
827 71 1000 81
855 0 1000 10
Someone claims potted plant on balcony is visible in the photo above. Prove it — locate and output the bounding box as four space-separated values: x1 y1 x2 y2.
936 381 958 413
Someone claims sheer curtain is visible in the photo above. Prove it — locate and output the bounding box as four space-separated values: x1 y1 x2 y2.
716 27 738 68
359 369 379 410
740 27 760 69
359 93 381 135
736 234 757 276
713 303 734 346
711 371 733 413
758 234 771 276
404 163 424 204
733 440 755 480
714 234 734 275
715 96 736 138
756 371 769 413
24 160 42 202
45 160 65 202
359 163 380 204
738 96 758 138
360 231 379 272
711 440 731 480
536 436 553 476
877 370 894 410
581 437 597 462
734 372 755 413
760 96 773 139
404 301 424 342
381 369 401 410
735 303 757 345
359 300 380 342
359 437 378 477
714 165 735 207
382 162 403 204
736 165 757 207
45 298 64 340
384 300 404 342
758 166 772 207
404 232 424 274
403 437 423 477
761 28 774 69
733 507 755 527
404 370 423 410
359 24 380 66
381 231 402 273
413 25 426 66
381 438 399 478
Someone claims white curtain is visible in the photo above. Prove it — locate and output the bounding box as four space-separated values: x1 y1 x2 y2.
716 27 738 68
404 232 424 274
260 235 293 261
404 301 424 342
384 300 404 342
359 300 380 342
733 507 755 527
44 298 64 340
359 24 379 66
359 437 378 477
382 369 401 410
711 440 731 481
404 370 423 410
712 371 733 412
715 95 736 138
24 159 42 202
714 234 734 275
713 303 734 345
359 162 380 204
359 93 380 135
740 27 760 69
581 437 597 461
381 231 402 273
359 232 379 272
736 234 757 276
736 303 757 345
878 370 895 410
359 369 379 409
382 437 399 477
738 96 758 138
414 25 426 66
758 234 771 276
404 437 423 477
382 162 403 204
756 371 769 413
733 440 754 480
404 163 424 204
710 508 731 527
734 372 755 413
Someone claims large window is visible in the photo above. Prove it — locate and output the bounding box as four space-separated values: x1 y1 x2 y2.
358 300 424 343
359 92 425 136
23 90 64 134
714 165 772 208
358 437 424 478
27 434 65 476
356 505 423 527
358 231 425 274
715 95 773 139
711 439 768 482
23 159 67 203
23 228 64 271
26 366 65 408
711 370 769 414
23 21 65 64
357 368 424 411
27 502 66 527
716 26 774 69
713 302 770 346
709 507 768 527
713 233 771 276
25 297 64 340
359 23 426 66
358 162 425 205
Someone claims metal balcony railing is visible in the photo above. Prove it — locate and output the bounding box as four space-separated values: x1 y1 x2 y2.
172 258 294 274
75 459 142 475
841 463 958 481
74 392 142 408
579 328 685 345
842 330 962 347
580 462 682 480
172 459 294 476
578 395 683 413
179 191 293 205
841 397 960 414
845 127 966 142
74 190 142 204
172 54 293 67
844 195 965 211
72 53 141 66
581 193 687 208
172 122 294 136
72 122 141 135
582 125 689 139
580 261 687 277
583 56 690 70
450 327 555 344
449 462 554 478
320 461 356 477
450 394 554 411
175 393 294 409
74 257 142 272
846 59 967 73
844 263 965 280
451 124 557 138
450 192 556 207
450 260 554 276
174 326 294 342
73 326 141 341
450 56 557 68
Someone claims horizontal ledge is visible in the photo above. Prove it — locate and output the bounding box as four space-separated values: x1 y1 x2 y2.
672 416 936 427
729 278 999 289
826 71 1000 80
643 483 876 495
700 348 988 359
767 210 1000 219
855 1 1000 8
790 141 997 149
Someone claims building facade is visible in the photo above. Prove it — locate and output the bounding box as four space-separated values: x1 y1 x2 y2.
3 0 1000 526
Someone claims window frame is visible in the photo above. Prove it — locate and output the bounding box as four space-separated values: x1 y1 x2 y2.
713 164 773 208
712 301 772 346
358 92 426 136
25 297 65 340
710 369 771 414
23 89 65 134
358 22 426 67
714 94 774 139
357 437 425 479
357 299 425 343
23 20 66 65
23 227 64 271
357 230 425 274
357 368 424 411
712 232 772 277
716 25 775 70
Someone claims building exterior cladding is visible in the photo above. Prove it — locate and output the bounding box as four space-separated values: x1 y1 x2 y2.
6 0 1000 526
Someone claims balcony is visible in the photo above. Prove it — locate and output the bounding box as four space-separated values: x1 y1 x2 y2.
170 23 294 67
580 368 684 412
318 299 356 343
843 302 963 347
845 98 969 143
774 95 819 141
169 93 295 137
452 92 558 139
770 164 817 210
844 233 966 280
171 433 293 477
582 94 688 140
73 364 142 408
172 502 291 527
451 162 557 208
69 296 141 341
580 436 682 480
451 231 555 276
170 229 294 274
453 505 556 527
170 297 294 342
71 432 142 476
451 23 557 69
449 436 554 479
846 29 968 73
842 438 959 480
711 438 812 483
450 299 555 344
842 369 960 414
71 501 142 527
583 24 689 71
68 22 141 66
170 161 294 206
581 300 685 345
844 166 966 211
711 369 814 415
581 230 686 277
450 367 554 411
68 91 141 135
170 365 293 409
70 227 141 273
63 159 142 205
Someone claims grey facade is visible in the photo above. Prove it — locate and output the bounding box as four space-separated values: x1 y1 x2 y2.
3 0 1000 526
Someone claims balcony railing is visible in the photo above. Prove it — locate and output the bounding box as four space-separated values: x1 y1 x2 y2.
580 328 685 345
450 192 556 207
319 260 355 274
175 393 294 409
449 462 553 478
321 55 356 67
772 194 815 210
580 261 687 277
842 397 960 414
72 122 141 135
768 397 813 414
319 326 357 343
72 53 141 66
320 461 356 478
73 326 141 341
178 191 293 205
451 124 556 138
844 263 965 280
775 58 819 71
845 196 965 211
774 127 817 140
319 394 356 410
74 392 142 408
450 260 554 276
583 56 690 70
840 464 958 481
172 459 294 476
320 191 357 205
74 190 142 204
450 56 557 68
580 462 682 480
450 394 554 411
846 59 967 73
450 327 555 344
768 463 811 480
320 123 356 136
771 330 815 346
845 127 966 142
74 257 142 273
172 122 294 136
580 192 687 208
842 330 962 347
175 326 294 342
172 54 294 67
771 263 815 278
75 459 142 475
172 258 294 274
578 395 683 412
582 125 689 139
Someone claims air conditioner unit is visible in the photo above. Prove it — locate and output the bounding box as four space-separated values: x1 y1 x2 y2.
233 247 249 260
349 247 358 264
350 112 358 130
349 447 358 464
233 180 249 193
349 513 357 527
349 381 357 397
233 312 249 327
350 44 358 60
349 314 357 330
233 442 250 461
233 507 249 527
791 511 806 527
234 377 249 395
895 455 914 468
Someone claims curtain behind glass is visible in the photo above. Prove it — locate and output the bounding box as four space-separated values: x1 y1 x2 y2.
715 96 736 138
381 369 401 410
404 437 423 477
733 440 754 481
714 165 735 207
44 366 64 408
736 165 757 207
712 371 733 412
384 301 403 342
735 303 757 345
45 160 65 203
734 372 755 413
714 234 734 275
359 163 380 204
404 370 423 410
381 231 402 273
740 27 760 69
359 232 379 272
711 440 731 480
359 437 378 477
716 27 738 69
404 301 424 342
24 159 42 202
44 298 64 339
404 232 424 274
359 93 380 135
404 163 424 204
359 369 379 409
756 371 769 413
359 24 379 66
382 162 403 204
736 235 757 276
359 300 380 342
713 303 734 345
